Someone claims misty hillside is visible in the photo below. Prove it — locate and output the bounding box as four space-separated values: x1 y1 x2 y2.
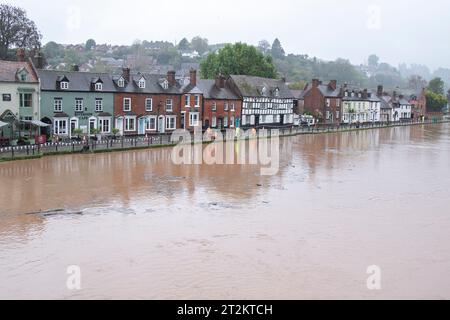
39 38 450 93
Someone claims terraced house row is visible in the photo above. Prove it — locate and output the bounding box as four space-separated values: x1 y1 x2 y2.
293 79 427 125
0 52 296 142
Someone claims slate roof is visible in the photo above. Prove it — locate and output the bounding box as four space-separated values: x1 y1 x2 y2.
0 60 38 83
39 70 116 92
290 90 304 100
301 82 340 98
229 75 294 99
112 72 182 94
317 85 341 98
197 79 240 100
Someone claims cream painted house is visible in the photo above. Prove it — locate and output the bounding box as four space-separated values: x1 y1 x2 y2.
0 58 40 141
342 88 381 124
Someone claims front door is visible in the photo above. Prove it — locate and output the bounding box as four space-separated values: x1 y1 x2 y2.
158 116 165 134
70 119 77 137
138 118 145 135
218 118 223 130
89 119 96 134
181 114 185 130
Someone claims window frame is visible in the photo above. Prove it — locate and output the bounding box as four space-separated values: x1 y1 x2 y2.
189 112 200 127
75 98 84 112
145 98 153 112
124 116 136 132
54 98 63 112
123 98 132 112
166 116 176 130
60 82 69 90
95 98 103 112
166 99 173 112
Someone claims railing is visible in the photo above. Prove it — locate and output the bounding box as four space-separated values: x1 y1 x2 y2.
1 119 448 161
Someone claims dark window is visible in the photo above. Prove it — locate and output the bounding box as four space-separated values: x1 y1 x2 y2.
2 94 11 101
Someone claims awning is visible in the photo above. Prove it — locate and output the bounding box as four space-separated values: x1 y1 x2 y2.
0 120 8 128
21 120 50 127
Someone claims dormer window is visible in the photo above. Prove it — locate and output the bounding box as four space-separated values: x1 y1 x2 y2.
118 78 125 88
17 68 29 82
262 87 268 96
138 79 146 89
60 82 69 90
95 83 103 91
274 88 280 97
162 80 169 90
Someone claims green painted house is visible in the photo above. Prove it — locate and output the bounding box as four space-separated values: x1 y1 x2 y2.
38 69 116 138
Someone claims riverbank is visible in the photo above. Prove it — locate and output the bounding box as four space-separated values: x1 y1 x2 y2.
1 120 448 163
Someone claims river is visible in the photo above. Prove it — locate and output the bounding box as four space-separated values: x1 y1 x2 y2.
0 124 449 299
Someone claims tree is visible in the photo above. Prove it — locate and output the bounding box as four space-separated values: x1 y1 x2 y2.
258 40 271 54
426 91 447 112
42 41 63 60
200 43 277 79
0 4 42 59
85 39 96 51
408 75 428 92
271 38 285 59
368 54 379 68
191 36 209 55
428 77 445 95
178 38 190 51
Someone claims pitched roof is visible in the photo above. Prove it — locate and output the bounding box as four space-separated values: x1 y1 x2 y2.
112 73 182 94
229 75 294 99
0 60 38 83
317 84 341 98
38 70 116 92
197 79 240 100
290 90 304 100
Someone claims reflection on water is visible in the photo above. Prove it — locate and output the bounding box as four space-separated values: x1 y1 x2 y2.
0 124 449 299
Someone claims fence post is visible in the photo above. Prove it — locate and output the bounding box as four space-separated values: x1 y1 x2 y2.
11 147 14 159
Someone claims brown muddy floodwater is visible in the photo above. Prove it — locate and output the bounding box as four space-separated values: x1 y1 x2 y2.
0 124 450 300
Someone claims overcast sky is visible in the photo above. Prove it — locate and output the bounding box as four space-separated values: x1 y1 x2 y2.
9 0 450 70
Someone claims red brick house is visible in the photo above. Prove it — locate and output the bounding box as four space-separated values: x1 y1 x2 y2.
302 79 342 124
197 75 242 130
410 88 427 119
113 68 182 135
180 69 203 132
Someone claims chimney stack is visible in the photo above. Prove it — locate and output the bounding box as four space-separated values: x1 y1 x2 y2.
312 79 320 88
215 74 226 89
167 71 176 86
377 85 383 97
16 49 25 62
363 89 368 99
329 80 337 90
189 69 197 87
34 52 44 69
71 65 80 72
122 68 131 82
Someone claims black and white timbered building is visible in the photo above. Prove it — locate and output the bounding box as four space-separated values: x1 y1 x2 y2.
228 75 295 128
